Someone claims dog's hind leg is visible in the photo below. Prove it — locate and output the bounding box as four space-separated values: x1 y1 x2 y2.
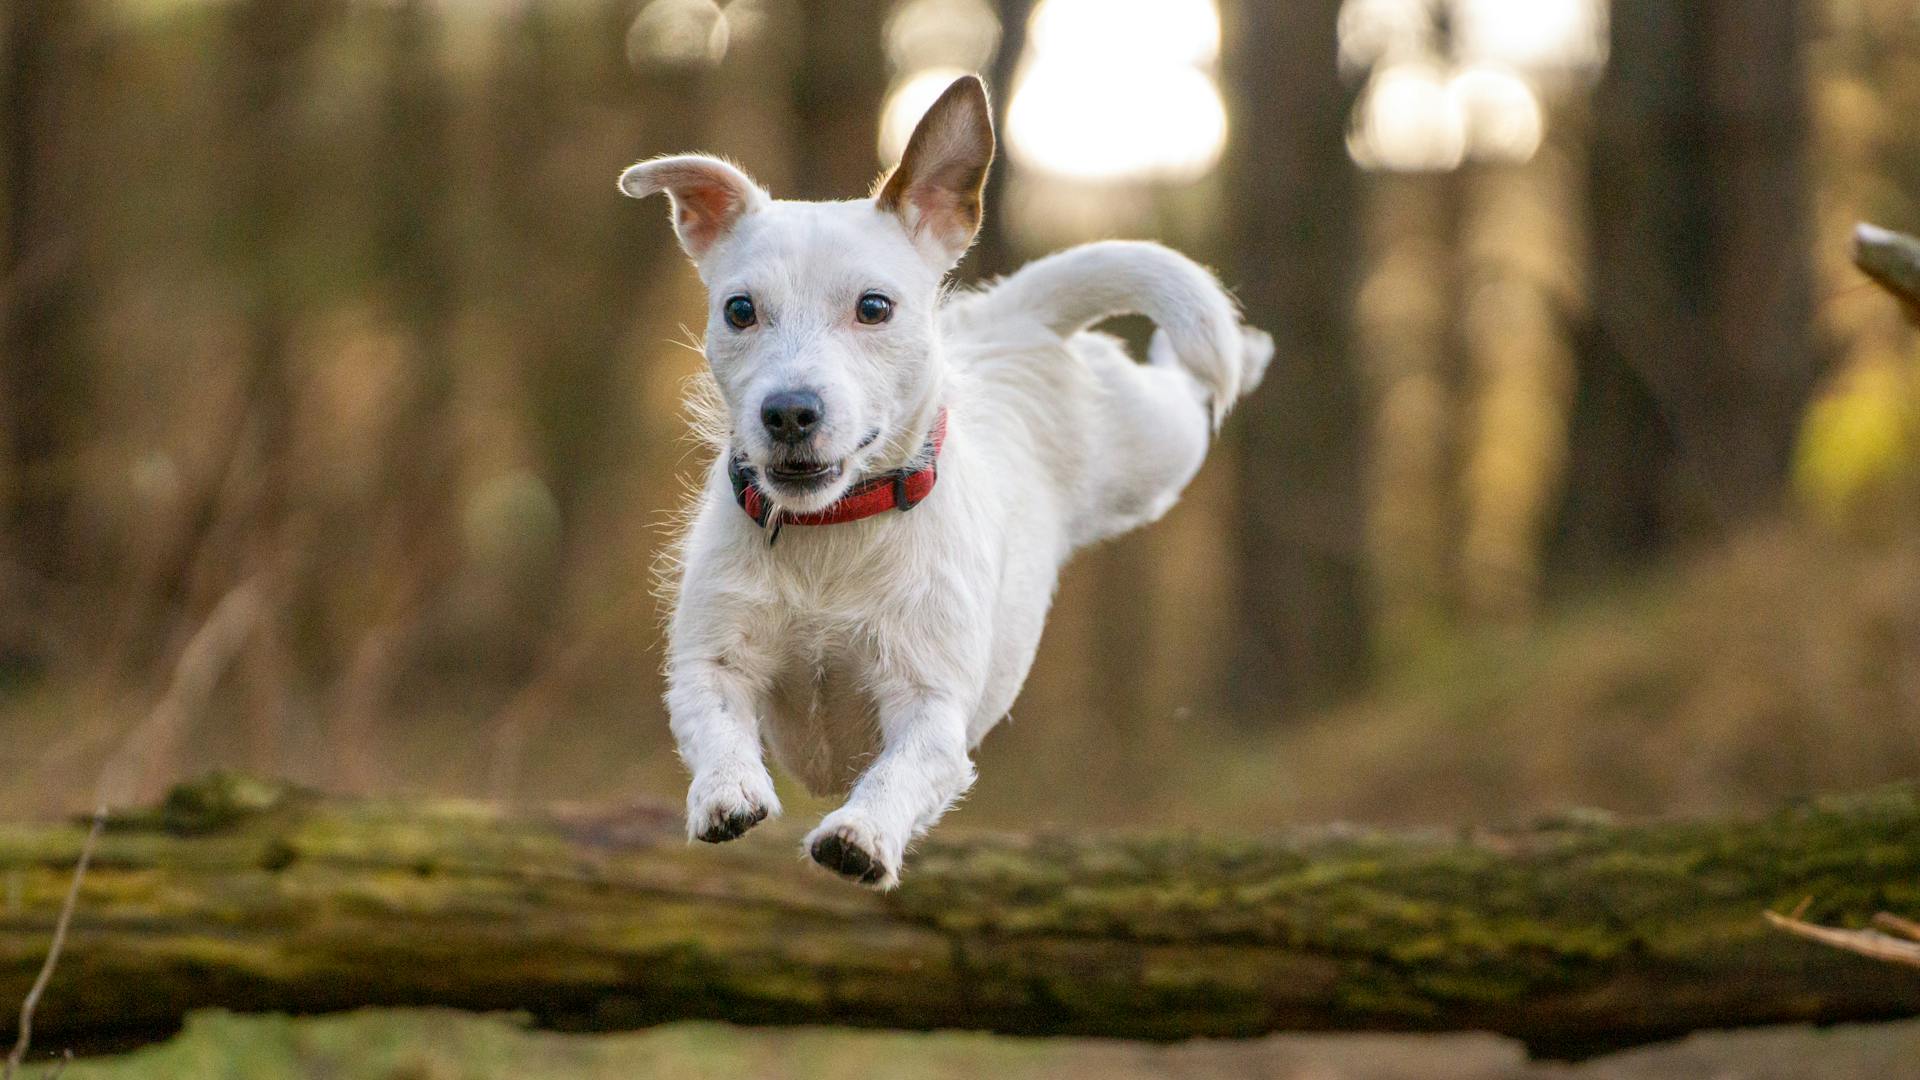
1066 328 1243 542
1096 331 1210 520
803 691 976 889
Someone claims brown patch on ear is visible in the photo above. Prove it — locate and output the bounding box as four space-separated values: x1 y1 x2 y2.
878 75 995 262
663 171 748 252
617 155 768 260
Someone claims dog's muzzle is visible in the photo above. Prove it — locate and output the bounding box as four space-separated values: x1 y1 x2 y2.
728 410 948 544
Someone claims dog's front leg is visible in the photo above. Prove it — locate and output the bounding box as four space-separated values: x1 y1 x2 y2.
805 692 976 888
666 651 781 844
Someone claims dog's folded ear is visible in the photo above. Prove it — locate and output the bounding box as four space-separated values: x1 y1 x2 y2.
877 75 995 268
618 155 769 261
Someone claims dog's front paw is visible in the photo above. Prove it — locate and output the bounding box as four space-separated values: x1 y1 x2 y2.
686 767 779 844
804 813 901 889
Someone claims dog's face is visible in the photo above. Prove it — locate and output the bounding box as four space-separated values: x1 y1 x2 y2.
689 201 943 510
621 76 994 513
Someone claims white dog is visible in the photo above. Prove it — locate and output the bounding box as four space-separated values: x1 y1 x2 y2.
620 76 1271 888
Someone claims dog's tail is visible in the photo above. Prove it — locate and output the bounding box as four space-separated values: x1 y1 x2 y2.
975 240 1272 428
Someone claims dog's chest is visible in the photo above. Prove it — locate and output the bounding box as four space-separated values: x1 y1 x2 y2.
759 621 883 795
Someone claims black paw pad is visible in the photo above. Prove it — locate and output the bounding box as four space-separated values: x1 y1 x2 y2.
697 805 767 844
810 832 885 885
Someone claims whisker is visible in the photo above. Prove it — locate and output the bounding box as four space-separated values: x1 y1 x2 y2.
670 324 706 356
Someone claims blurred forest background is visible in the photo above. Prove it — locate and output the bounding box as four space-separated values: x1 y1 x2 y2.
2 0 1919 840
8 0 1920 1076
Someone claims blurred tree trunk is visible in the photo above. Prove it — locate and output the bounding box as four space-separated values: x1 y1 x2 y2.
0 0 88 594
370 0 459 514
968 0 1032 282
211 0 341 777
790 0 889 199
456 7 714 706
1221 0 1370 713
225 0 335 541
320 0 462 789
1435 165 1478 615
1560 0 1816 574
445 6 571 689
115 0 339 678
539 8 709 521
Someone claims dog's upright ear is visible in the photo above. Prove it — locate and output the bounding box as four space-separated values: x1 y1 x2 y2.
618 155 769 262
877 75 995 267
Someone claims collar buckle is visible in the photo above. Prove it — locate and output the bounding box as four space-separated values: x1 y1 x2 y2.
893 469 920 513
727 453 771 528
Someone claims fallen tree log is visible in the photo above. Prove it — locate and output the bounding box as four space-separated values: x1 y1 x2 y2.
3 774 1919 1059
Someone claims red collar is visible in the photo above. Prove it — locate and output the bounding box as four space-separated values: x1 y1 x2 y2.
728 409 948 541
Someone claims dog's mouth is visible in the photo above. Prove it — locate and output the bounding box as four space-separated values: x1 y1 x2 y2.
763 458 845 492
758 429 880 499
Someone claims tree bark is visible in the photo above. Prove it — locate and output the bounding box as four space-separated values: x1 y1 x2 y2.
790 0 890 200
1221 0 1371 710
0 0 88 590
5 775 1920 1060
966 0 1032 284
1562 0 1817 572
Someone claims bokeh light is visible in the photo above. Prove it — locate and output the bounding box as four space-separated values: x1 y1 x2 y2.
1005 0 1228 182
879 65 973 163
885 0 1001 73
1027 0 1219 67
1008 63 1226 182
1349 61 1467 172
1449 64 1545 163
1339 0 1604 171
1338 0 1436 73
1452 0 1607 75
627 0 729 68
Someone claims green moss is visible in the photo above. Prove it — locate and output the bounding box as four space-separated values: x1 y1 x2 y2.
7 774 1920 1056
155 772 300 835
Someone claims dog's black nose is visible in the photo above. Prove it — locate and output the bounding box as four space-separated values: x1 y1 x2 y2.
761 390 824 445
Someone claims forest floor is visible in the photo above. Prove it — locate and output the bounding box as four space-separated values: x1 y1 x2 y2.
963 524 1920 830
44 1008 1920 1080
4 524 1913 833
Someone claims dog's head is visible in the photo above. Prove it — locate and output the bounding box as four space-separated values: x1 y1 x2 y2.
620 76 993 513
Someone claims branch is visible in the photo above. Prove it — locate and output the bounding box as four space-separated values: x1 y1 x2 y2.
2 810 100 1080
1764 896 1920 970
93 580 260 809
1765 908 1920 968
6 583 257 1077
1853 222 1920 321
5 776 1920 1060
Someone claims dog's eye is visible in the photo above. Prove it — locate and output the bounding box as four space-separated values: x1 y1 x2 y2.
855 293 893 325
723 295 756 330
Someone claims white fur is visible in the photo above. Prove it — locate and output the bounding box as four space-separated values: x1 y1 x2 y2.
625 85 1272 888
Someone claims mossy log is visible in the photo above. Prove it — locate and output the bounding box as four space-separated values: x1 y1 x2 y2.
4 775 1920 1059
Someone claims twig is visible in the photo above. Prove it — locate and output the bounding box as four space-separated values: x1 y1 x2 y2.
3 808 104 1080
5 582 259 1076
95 581 260 810
1853 222 1920 322
1764 908 1920 968
1872 911 1920 944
